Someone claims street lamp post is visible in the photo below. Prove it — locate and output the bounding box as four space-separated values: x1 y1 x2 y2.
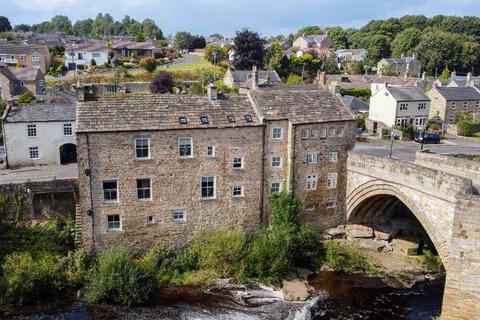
420 129 425 151
389 129 394 158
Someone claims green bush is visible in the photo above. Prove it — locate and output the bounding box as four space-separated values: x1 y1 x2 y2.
140 57 158 73
1 252 68 305
62 249 90 287
17 92 35 104
457 120 474 136
401 125 415 140
286 74 303 84
85 248 156 306
422 250 443 274
90 58 97 66
339 87 371 101
324 241 375 274
190 229 246 278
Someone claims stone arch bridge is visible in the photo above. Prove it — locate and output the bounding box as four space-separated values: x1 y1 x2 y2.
346 151 480 320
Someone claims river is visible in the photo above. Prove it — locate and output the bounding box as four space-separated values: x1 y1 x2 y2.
6 272 444 320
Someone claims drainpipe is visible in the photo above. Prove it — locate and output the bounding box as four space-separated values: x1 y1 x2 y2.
290 123 297 194
85 133 95 252
259 120 266 225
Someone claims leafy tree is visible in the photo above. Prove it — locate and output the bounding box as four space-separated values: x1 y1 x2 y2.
286 74 303 84
140 57 158 72
0 16 12 32
17 92 35 104
457 120 474 136
174 31 192 51
329 26 349 49
209 33 224 39
135 32 145 42
90 59 97 66
142 19 163 40
50 15 72 33
150 71 174 93
380 64 397 76
233 29 266 70
297 25 322 36
439 67 451 80
92 13 115 37
391 28 422 57
415 30 462 74
187 36 206 51
365 34 391 64
72 19 93 36
13 24 31 32
204 45 228 64
400 15 428 30
267 41 283 71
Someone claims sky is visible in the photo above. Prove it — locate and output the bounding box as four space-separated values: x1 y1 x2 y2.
1 0 480 37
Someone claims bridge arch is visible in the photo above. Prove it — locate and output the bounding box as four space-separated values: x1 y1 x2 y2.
346 179 449 266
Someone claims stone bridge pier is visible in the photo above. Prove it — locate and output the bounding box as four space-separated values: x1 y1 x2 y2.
346 152 480 319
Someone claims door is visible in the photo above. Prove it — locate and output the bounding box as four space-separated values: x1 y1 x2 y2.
59 144 77 165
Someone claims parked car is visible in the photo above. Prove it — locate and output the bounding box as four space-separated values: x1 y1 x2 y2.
0 146 5 164
414 132 440 144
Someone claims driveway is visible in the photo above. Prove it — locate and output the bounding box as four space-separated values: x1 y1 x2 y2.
0 164 78 185
162 53 201 68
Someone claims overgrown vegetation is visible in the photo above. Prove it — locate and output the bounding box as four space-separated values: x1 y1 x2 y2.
421 250 444 274
339 88 371 102
324 241 376 274
17 92 35 104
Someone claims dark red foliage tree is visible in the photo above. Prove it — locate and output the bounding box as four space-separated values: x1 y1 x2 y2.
149 71 174 94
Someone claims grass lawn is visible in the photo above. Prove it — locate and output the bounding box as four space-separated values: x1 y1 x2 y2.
162 58 213 72
472 132 480 139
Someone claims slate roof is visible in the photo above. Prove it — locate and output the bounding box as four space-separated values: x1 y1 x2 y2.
435 87 480 100
304 35 328 46
112 41 158 50
76 94 261 133
342 95 369 111
249 86 354 124
65 41 107 52
0 44 49 55
4 101 76 123
230 70 281 84
327 74 423 89
0 67 41 81
386 86 430 102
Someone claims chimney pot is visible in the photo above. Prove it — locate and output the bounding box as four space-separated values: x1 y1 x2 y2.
207 83 217 100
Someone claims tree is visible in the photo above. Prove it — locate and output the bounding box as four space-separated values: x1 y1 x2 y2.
17 92 35 104
233 29 266 70
286 74 303 84
329 26 349 49
50 15 72 33
297 25 322 36
90 59 97 66
391 28 422 58
150 72 174 93
439 67 451 80
187 36 206 51
174 32 192 51
415 30 462 74
72 19 93 36
267 41 283 71
0 16 12 32
142 19 163 40
365 34 391 64
13 24 31 32
140 57 158 72
204 45 228 64
135 32 145 42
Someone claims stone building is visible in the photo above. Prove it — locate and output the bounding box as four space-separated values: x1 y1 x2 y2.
0 44 51 74
76 84 355 252
427 86 480 125
377 56 422 78
0 66 45 101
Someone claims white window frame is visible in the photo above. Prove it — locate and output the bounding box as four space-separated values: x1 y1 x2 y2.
232 156 244 169
319 128 327 139
301 128 309 139
464 101 468 109
32 56 40 62
63 123 73 136
29 146 39 159
307 153 318 164
270 181 282 193
310 128 318 138
178 137 193 158
20 81 26 87
451 102 456 109
172 209 187 222
271 156 282 168
107 214 122 231
418 102 427 110
206 146 215 157
329 128 336 137
136 178 152 201
337 127 344 137
272 127 283 139
27 124 37 137
399 103 408 111
19 55 25 61
328 151 338 163
327 173 338 189
102 179 119 203
135 138 150 160
232 185 244 197
307 175 317 190
476 101 480 109
449 115 455 123
200 176 216 200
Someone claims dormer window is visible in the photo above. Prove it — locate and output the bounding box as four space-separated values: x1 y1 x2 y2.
200 116 209 124
179 117 188 124
227 116 235 123
245 115 253 123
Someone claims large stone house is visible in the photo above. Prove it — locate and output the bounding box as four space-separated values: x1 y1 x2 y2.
112 41 161 60
0 44 51 74
293 33 333 49
75 84 355 252
223 68 280 92
427 86 480 125
2 91 77 168
65 41 109 70
377 56 422 78
369 85 430 130
0 66 45 101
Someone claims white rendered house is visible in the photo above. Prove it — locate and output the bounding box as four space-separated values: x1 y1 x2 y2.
64 41 108 70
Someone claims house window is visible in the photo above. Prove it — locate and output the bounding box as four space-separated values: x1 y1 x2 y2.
329 128 336 137
272 127 282 139
206 146 215 157
103 180 118 202
245 115 253 123
271 182 282 193
319 128 327 139
107 214 121 231
326 200 336 209
201 176 216 199
38 80 44 86
147 215 155 224
178 137 192 157
20 55 25 61
307 153 317 164
464 101 469 109
31 56 40 62
307 175 317 190
29 146 39 159
227 116 235 123
399 103 408 111
20 81 26 87
327 173 337 188
92 52 100 58
135 138 150 159
449 115 455 123
476 101 480 108
305 204 315 211
136 178 151 200
418 102 427 110
172 209 186 222
337 128 344 137
179 117 188 124
27 124 37 137
329 152 338 163
311 128 317 138
301 128 309 139
63 123 73 136
451 102 456 109
232 156 244 169
232 185 244 197
272 156 281 167
415 117 427 126
200 116 209 124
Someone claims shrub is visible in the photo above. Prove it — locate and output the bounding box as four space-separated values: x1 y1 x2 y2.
422 250 443 274
140 57 158 73
90 58 97 66
1 252 68 305
401 125 415 140
150 71 174 94
339 88 372 101
85 248 156 306
190 229 246 278
17 92 35 104
114 65 129 78
324 241 375 274
141 246 180 284
286 74 303 84
188 82 204 94
62 249 90 287
457 120 474 136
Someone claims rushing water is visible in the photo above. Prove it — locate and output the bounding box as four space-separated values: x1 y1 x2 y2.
5 272 444 320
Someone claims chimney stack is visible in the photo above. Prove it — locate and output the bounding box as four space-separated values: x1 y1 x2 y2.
207 83 217 100
318 71 327 86
467 72 472 86
251 65 258 90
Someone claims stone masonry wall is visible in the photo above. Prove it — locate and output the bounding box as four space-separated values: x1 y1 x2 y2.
78 126 263 252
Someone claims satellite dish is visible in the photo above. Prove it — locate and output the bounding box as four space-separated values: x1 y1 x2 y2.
41 87 48 95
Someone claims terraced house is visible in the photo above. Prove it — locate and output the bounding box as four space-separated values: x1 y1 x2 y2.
75 84 355 252
0 44 51 74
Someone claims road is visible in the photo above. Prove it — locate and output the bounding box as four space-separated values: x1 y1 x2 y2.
0 163 78 185
354 135 480 160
